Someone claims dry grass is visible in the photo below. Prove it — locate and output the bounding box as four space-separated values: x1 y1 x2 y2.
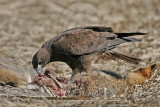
0 0 160 106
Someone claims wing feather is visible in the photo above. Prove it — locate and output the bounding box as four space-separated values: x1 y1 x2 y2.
52 27 116 55
41 26 144 56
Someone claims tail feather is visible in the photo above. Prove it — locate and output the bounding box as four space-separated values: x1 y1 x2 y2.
109 37 141 48
109 50 142 64
122 37 142 42
115 32 147 38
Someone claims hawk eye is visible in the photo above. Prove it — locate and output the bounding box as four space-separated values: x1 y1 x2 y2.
38 60 42 65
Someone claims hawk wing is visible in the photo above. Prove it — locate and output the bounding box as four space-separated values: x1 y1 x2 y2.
51 26 118 55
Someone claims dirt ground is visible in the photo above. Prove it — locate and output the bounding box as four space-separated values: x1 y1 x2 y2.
0 0 160 106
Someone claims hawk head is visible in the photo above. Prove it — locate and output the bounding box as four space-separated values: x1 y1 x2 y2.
32 48 50 75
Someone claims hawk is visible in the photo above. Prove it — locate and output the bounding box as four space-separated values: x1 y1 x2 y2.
32 26 145 79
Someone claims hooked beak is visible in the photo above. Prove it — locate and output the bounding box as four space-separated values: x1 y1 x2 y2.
36 64 42 75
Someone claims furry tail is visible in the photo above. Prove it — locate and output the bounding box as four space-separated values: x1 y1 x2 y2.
127 64 157 85
115 32 147 38
0 64 31 87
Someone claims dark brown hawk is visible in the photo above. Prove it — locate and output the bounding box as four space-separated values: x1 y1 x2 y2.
32 26 145 79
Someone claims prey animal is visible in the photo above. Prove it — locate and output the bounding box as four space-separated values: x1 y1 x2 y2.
32 26 145 79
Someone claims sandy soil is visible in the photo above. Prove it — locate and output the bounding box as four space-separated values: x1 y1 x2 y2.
0 0 160 106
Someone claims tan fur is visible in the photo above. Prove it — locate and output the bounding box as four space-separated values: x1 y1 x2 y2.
0 66 30 87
